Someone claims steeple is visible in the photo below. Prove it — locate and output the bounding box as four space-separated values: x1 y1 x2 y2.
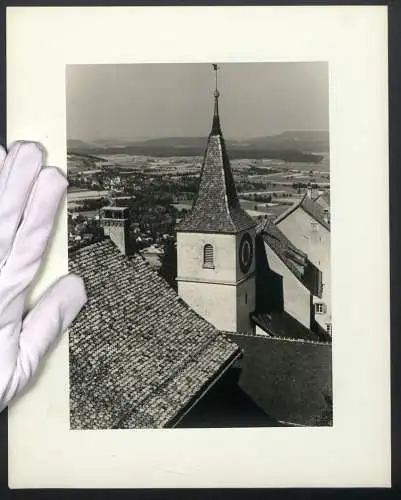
177 65 256 234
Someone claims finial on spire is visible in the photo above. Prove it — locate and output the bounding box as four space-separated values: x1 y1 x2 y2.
211 64 221 135
212 63 220 98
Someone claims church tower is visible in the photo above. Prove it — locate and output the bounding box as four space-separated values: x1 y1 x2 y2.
176 65 256 334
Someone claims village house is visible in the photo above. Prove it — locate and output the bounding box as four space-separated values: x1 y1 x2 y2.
253 218 327 341
275 190 331 336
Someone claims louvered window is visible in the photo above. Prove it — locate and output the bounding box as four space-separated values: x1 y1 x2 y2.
203 244 214 269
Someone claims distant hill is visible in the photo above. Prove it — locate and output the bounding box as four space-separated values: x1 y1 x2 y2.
80 131 329 151
244 131 329 152
68 139 96 150
129 137 208 148
67 130 329 163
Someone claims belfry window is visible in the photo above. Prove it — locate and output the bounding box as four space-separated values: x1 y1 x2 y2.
203 244 214 269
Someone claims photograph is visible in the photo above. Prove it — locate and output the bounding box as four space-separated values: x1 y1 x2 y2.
6 5 390 488
66 62 332 430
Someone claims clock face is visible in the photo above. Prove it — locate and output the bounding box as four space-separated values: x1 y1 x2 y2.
239 232 253 274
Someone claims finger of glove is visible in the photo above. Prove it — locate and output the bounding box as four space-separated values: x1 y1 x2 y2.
10 274 87 394
0 166 67 326
0 142 44 266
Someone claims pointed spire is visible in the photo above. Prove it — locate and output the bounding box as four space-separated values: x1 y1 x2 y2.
211 64 222 135
176 64 256 234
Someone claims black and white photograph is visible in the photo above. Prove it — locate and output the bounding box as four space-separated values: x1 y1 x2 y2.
66 62 332 430
6 5 390 488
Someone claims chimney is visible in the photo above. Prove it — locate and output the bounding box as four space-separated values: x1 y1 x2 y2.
101 206 132 255
306 183 313 199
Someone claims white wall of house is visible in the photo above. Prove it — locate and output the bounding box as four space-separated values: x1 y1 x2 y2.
255 324 271 336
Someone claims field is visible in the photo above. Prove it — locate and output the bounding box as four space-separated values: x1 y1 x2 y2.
68 189 109 201
67 151 330 223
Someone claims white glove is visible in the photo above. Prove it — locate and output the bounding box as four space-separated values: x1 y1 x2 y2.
0 141 87 412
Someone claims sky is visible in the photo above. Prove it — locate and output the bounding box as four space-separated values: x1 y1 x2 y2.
66 62 329 142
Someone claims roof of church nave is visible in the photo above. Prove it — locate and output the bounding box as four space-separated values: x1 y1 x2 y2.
69 238 241 429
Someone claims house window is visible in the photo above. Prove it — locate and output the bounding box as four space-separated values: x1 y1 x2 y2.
314 302 327 315
311 222 319 232
203 244 214 269
326 323 332 335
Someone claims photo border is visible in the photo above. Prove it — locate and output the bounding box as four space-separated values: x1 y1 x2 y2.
0 1 399 497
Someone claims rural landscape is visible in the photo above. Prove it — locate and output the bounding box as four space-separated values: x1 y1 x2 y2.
67 130 330 269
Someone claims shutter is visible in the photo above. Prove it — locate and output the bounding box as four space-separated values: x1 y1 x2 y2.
203 244 214 268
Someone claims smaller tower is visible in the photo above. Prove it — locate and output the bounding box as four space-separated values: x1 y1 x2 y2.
101 206 131 255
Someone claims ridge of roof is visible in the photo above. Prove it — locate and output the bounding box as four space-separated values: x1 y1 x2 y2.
69 238 241 429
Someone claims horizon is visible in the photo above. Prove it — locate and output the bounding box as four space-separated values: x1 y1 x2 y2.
67 62 329 142
68 128 330 144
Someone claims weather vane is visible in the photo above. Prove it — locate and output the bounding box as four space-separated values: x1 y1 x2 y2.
212 63 220 98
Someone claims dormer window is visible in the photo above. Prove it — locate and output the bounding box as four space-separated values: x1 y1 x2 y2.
203 244 214 269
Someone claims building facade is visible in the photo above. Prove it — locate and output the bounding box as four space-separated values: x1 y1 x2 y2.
275 193 331 335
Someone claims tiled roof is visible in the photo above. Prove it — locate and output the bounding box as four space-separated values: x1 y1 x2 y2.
313 191 330 209
275 193 330 231
176 97 255 234
301 195 330 231
69 239 241 429
261 218 307 281
225 332 332 426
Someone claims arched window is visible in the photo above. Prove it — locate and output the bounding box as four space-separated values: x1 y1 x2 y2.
203 244 214 269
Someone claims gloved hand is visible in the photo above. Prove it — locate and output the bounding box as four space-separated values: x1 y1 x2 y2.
0 141 87 412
